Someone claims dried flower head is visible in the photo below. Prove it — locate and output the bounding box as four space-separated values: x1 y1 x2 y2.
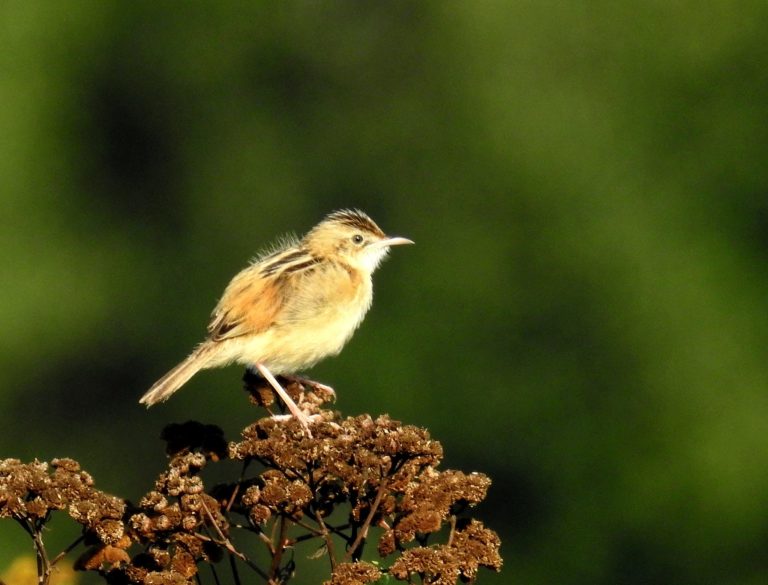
324 561 382 585
1 379 502 585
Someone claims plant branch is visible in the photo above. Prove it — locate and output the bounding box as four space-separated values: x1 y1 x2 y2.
199 499 271 581
447 514 457 547
344 479 388 562
50 534 86 567
314 509 338 571
195 533 269 582
29 521 51 585
229 552 242 585
268 515 290 582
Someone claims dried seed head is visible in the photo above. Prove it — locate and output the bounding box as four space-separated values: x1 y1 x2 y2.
324 561 382 585
4 378 502 585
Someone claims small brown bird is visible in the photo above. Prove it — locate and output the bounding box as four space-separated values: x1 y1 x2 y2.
140 209 413 434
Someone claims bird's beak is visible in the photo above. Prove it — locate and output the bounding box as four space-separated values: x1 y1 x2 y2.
376 236 414 248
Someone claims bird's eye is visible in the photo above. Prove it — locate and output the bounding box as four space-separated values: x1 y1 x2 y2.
352 234 364 245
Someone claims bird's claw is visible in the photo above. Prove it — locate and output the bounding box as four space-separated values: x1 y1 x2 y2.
271 413 322 423
288 376 336 402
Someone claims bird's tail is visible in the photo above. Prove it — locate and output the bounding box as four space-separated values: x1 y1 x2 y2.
139 344 216 407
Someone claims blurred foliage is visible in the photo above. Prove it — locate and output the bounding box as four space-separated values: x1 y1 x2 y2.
2 1 768 584
1 557 77 585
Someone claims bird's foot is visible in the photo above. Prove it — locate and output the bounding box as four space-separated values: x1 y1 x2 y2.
285 375 336 402
271 413 323 423
255 363 316 438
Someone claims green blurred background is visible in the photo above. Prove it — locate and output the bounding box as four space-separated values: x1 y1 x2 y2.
3 1 768 583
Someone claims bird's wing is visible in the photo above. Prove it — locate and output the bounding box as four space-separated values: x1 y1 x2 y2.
207 249 320 342
207 266 283 342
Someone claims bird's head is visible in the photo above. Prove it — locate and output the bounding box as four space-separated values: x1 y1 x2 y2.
304 209 413 273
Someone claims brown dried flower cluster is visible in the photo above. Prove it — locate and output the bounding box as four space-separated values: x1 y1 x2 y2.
0 457 124 535
324 561 382 585
120 453 226 584
0 375 502 585
234 375 502 584
0 457 129 580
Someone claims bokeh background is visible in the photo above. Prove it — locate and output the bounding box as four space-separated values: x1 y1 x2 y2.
3 2 768 583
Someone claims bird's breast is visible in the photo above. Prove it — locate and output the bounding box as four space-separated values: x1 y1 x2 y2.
253 264 374 372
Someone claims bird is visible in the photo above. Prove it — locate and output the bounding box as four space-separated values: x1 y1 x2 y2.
139 209 413 435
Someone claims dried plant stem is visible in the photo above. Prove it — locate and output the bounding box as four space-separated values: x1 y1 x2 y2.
313 510 338 570
293 518 323 538
195 533 269 581
228 552 242 585
202 498 233 548
344 479 388 562
257 530 275 549
226 460 251 513
225 483 241 513
199 499 270 581
268 515 290 583
28 521 51 585
447 514 457 547
50 534 86 567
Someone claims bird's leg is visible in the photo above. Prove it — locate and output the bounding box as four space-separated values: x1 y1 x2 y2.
284 375 336 402
255 363 313 437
